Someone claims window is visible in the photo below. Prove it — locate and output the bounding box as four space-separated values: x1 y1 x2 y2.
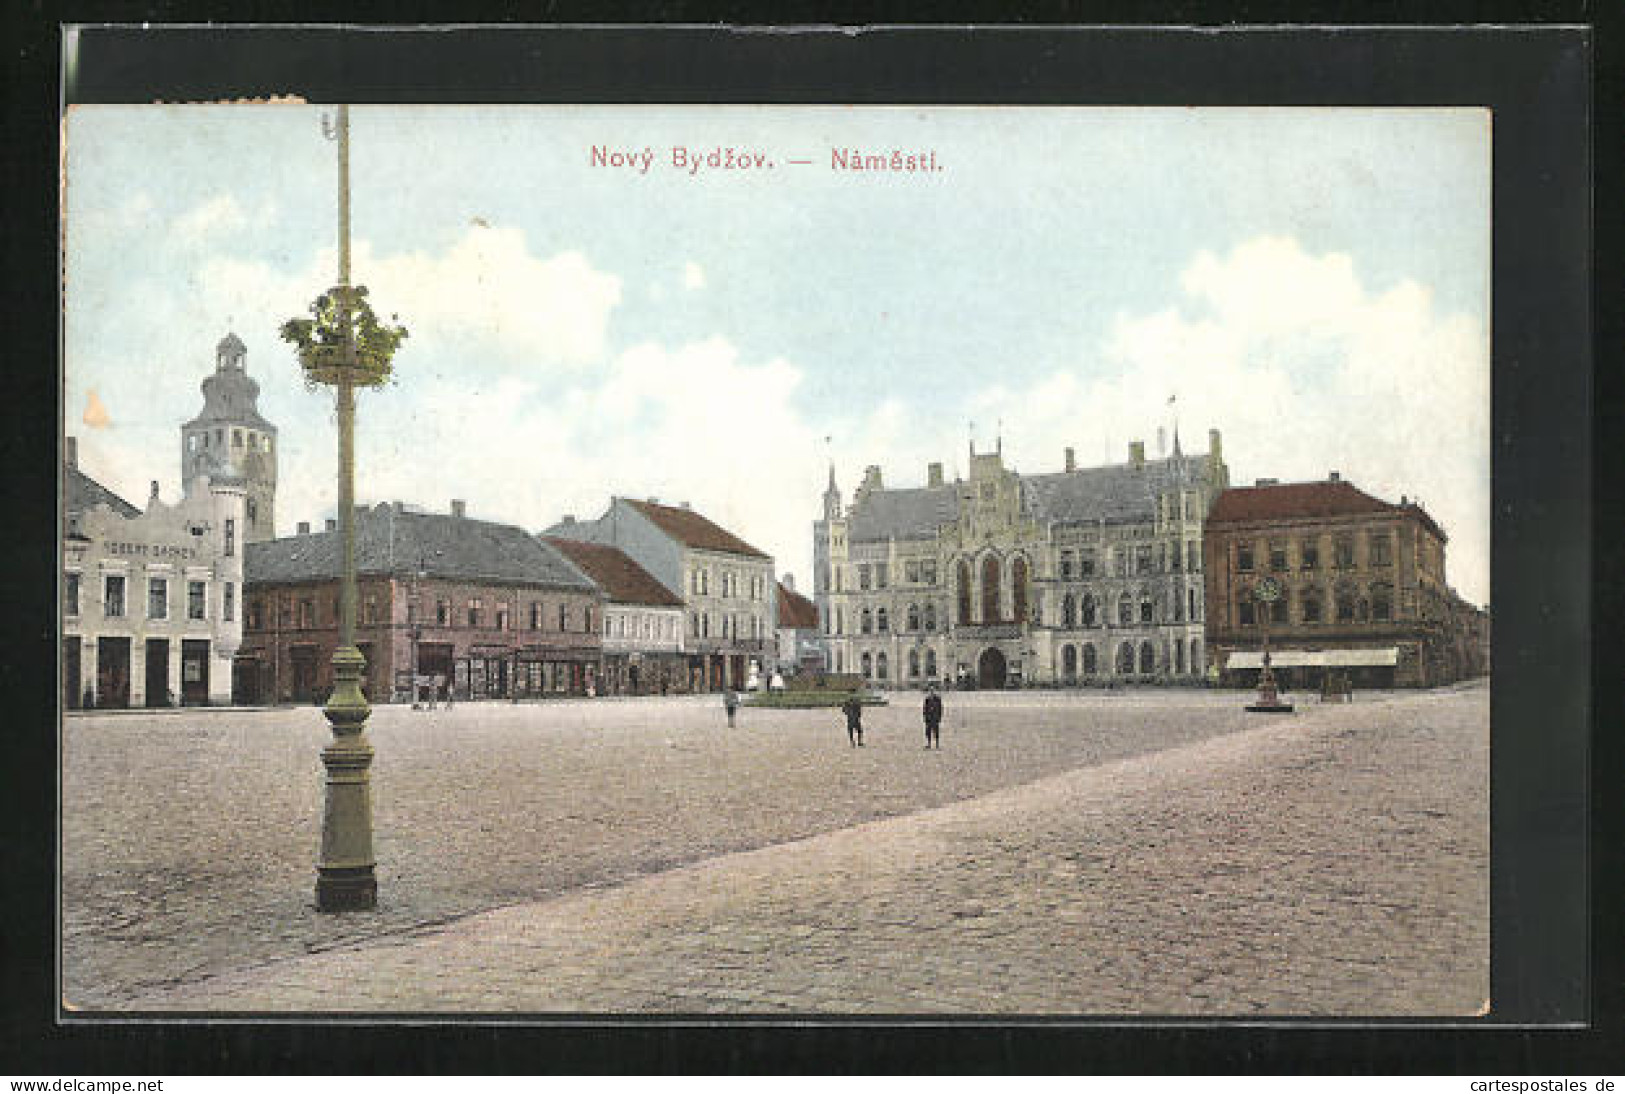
248 598 263 630
1140 642 1156 675
362 595 377 625
922 561 938 585
1062 594 1076 627
300 598 314 628
65 573 80 617
925 649 938 677
1170 543 1182 572
957 561 973 624
247 499 258 526
148 578 168 620
905 560 920 583
1335 537 1355 570
558 604 567 631
278 596 291 626
232 428 243 447
1082 644 1097 674
835 608 844 635
861 608 873 634
1336 592 1356 623
1117 642 1136 674
1270 599 1287 624
529 602 542 629
468 599 483 628
584 607 593 633
1300 540 1319 570
702 613 710 638
188 581 206 621
924 603 937 632
1114 549 1128 578
1060 551 1074 579
496 603 510 631
1062 644 1077 678
909 650 921 678
1140 597 1154 624
1080 549 1096 577
876 652 889 680
1136 545 1153 575
1082 593 1097 626
437 599 450 626
1188 588 1197 621
1187 542 1200 573
877 608 889 633
1118 593 1133 625
875 564 888 589
1238 600 1255 626
1011 557 1029 622
907 604 920 631
981 555 1001 622
692 612 700 637
1269 543 1288 572
104 575 125 618
859 565 871 591
1372 583 1393 622
224 518 235 557
1236 543 1254 572
224 584 235 623
1302 592 1322 623
1371 534 1393 567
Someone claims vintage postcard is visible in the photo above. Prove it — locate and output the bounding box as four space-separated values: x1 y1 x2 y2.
61 102 1493 1016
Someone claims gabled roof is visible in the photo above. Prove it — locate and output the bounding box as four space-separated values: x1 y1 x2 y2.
541 537 683 606
622 498 770 560
1207 480 1447 543
777 582 819 629
64 466 141 520
847 485 959 543
247 504 599 588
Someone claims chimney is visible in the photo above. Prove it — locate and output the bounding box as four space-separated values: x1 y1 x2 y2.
65 436 77 470
1401 494 1408 506
783 573 796 593
325 518 337 532
680 500 692 510
1255 477 1279 487
297 521 311 535
927 462 944 488
1128 441 1145 468
1329 470 1341 483
451 499 466 519
149 480 160 501
1208 428 1223 461
1064 447 1076 473
560 514 575 526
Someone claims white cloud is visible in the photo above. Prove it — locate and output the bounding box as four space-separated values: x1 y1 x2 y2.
682 261 706 290
173 194 275 246
966 235 1490 605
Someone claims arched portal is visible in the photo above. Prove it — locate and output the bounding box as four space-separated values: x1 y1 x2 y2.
977 647 1007 690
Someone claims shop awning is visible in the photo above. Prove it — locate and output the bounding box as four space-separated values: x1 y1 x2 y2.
1226 647 1398 669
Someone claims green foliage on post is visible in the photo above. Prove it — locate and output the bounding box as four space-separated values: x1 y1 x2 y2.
280 285 408 389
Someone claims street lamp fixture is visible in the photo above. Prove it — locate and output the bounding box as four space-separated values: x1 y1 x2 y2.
282 104 409 913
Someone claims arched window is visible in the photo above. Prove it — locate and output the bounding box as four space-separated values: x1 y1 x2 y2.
1082 643 1098 674
925 649 938 677
1082 593 1097 626
861 608 873 634
907 603 921 631
1139 640 1156 675
1372 583 1393 622
1175 638 1185 674
981 555 1001 623
1118 593 1134 626
876 652 889 680
1117 642 1136 674
957 560 973 624
924 603 937 632
877 608 890 633
1062 594 1076 628
1140 595 1154 624
1062 644 1077 678
1011 556 1029 622
861 652 873 678
908 649 921 678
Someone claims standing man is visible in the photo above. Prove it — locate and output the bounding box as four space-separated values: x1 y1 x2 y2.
923 685 943 749
725 688 739 728
842 692 864 747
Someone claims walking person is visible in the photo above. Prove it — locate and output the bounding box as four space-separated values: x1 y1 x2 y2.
842 692 864 747
724 688 739 728
923 685 943 749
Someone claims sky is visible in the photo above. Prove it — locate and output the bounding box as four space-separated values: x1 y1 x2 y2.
62 105 1492 606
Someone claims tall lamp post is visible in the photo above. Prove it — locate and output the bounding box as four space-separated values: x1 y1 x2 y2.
282 104 409 911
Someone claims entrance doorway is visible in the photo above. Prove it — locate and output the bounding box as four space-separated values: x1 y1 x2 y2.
181 640 210 705
97 637 130 708
145 638 170 707
291 646 319 703
977 647 1007 690
232 655 263 705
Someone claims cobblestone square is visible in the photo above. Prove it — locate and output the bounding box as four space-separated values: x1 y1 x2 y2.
61 684 1488 1015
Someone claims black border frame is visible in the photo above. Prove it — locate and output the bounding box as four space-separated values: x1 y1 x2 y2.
5 9 1616 1075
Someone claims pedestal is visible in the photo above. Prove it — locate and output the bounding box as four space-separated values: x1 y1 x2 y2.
316 644 376 911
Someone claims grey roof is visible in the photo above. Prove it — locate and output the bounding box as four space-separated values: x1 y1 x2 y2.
1022 453 1213 525
247 504 598 590
847 485 960 543
64 466 141 520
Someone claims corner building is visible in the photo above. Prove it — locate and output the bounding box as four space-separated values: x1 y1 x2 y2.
815 431 1230 689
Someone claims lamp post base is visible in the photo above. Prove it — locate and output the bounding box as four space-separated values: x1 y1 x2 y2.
316 866 377 911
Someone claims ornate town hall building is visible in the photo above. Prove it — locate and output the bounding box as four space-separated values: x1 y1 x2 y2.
815 431 1230 689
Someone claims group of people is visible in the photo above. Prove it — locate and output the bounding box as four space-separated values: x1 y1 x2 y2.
723 685 946 749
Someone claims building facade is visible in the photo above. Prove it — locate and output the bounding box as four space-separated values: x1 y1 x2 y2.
542 536 688 695
775 575 823 674
240 501 604 704
63 438 248 708
181 333 278 544
1202 475 1479 688
546 497 776 692
816 431 1230 690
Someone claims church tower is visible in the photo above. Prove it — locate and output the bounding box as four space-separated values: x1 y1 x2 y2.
181 333 278 543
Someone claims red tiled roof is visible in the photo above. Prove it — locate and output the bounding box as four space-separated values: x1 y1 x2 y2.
541 537 684 606
777 582 819 629
623 498 770 559
1207 480 1447 543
